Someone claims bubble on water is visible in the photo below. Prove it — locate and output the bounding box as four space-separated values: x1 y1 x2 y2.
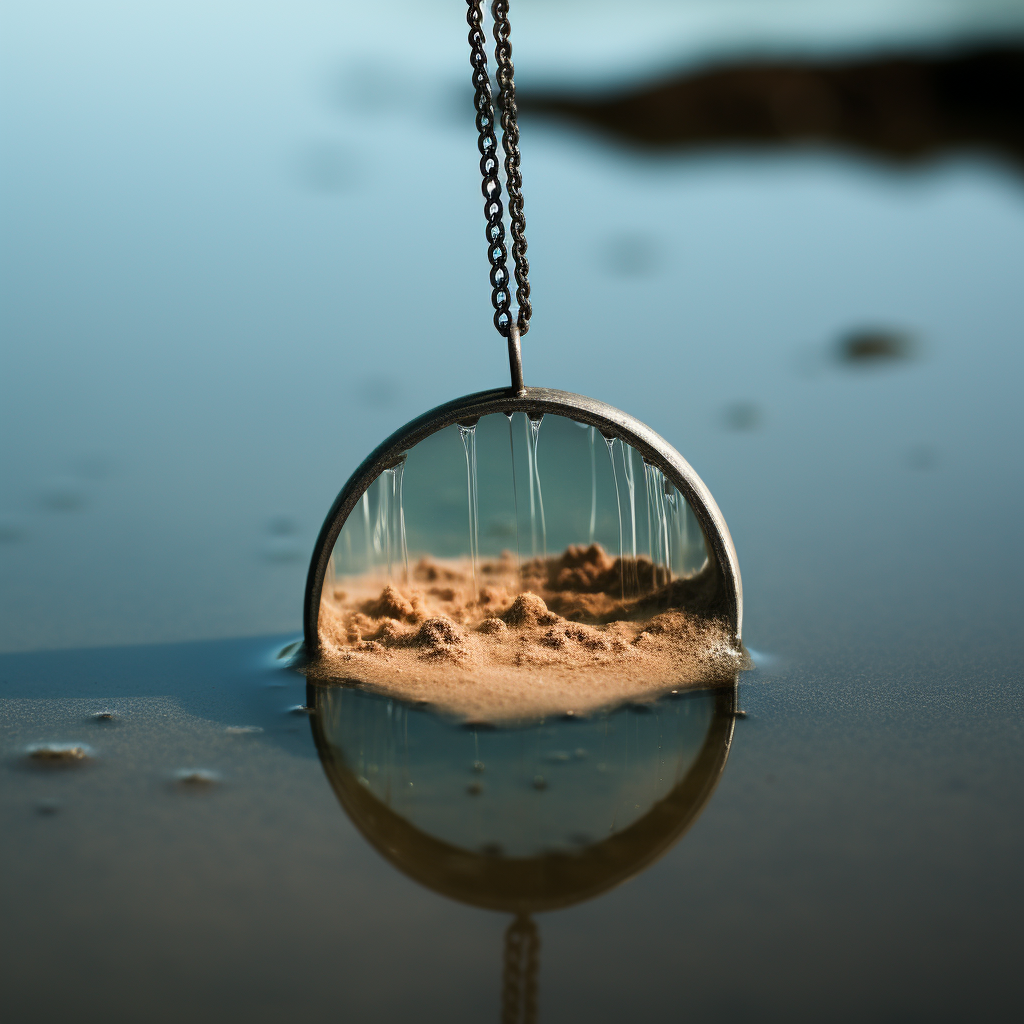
472 761 485 773
25 743 93 765
573 748 588 759
174 769 220 787
836 329 916 366
225 725 264 736
545 751 571 763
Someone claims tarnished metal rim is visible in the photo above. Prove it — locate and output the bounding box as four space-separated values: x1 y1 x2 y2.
303 387 743 652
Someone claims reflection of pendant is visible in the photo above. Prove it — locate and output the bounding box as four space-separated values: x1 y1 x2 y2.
303 330 743 670
306 676 739 908
304 670 740 1019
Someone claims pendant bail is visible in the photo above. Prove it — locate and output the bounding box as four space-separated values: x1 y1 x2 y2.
507 323 525 394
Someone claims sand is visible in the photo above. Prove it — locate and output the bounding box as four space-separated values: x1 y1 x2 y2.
311 544 746 724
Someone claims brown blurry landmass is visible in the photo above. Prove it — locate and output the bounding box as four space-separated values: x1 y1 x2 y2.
312 544 745 724
520 47 1024 170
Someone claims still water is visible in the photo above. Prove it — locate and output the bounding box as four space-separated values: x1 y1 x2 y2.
2 2 1023 1021
2 632 1020 1021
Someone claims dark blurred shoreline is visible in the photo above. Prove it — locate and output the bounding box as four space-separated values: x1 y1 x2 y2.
521 45 1024 170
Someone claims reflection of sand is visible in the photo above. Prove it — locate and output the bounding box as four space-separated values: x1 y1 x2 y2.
313 544 746 724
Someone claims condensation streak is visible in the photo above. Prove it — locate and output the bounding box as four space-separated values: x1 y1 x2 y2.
589 426 597 544
393 456 409 582
459 423 480 597
525 414 546 558
361 491 373 573
506 413 521 573
605 435 624 600
620 441 638 595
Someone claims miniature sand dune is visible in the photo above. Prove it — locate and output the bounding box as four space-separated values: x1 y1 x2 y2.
311 543 746 724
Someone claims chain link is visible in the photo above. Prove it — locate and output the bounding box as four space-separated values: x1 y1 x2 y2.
466 1 531 337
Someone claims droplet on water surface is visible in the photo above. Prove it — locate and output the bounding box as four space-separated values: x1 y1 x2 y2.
836 328 916 366
25 743 93 766
174 769 220 788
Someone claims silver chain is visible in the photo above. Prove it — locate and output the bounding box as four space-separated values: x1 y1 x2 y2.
466 0 531 337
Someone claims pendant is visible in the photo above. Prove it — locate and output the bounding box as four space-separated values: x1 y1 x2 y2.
303 330 743 719
301 2 743 717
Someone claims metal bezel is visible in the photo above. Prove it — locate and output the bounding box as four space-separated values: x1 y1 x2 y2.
303 386 743 652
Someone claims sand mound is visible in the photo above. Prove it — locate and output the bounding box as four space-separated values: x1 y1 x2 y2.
311 545 745 724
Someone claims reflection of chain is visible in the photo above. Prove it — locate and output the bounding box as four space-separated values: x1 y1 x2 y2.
502 913 540 1024
466 1 531 338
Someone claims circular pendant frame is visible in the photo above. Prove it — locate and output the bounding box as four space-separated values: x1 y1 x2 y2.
303 386 743 653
